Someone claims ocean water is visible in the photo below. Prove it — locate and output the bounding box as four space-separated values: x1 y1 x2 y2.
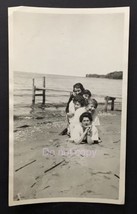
13 71 122 115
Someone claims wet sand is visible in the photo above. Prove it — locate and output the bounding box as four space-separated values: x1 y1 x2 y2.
13 103 121 201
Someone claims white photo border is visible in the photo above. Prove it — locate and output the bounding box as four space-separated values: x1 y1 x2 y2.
8 6 130 206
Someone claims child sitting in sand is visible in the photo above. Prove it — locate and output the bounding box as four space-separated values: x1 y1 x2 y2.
86 98 100 127
70 112 99 144
86 98 101 143
67 95 86 136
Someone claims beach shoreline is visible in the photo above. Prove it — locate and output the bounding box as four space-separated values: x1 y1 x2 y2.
14 100 122 118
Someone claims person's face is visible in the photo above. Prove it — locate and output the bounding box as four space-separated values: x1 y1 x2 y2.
83 94 90 100
74 101 81 110
86 103 95 113
74 87 82 95
81 117 91 128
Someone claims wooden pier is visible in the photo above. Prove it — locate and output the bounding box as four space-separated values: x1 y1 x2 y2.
32 77 46 105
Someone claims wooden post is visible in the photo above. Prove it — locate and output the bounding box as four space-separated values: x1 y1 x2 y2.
42 76 46 105
111 98 115 111
104 96 108 112
32 78 35 105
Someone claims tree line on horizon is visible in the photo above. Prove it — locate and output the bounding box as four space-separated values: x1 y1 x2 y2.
86 71 123 79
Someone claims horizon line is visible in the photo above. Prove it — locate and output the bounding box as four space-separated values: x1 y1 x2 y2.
13 70 121 77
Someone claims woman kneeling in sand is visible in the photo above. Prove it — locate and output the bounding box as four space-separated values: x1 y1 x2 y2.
70 112 99 144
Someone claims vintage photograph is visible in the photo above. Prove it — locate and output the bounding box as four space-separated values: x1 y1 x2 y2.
9 7 129 205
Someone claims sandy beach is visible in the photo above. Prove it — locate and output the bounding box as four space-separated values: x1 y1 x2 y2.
13 103 121 201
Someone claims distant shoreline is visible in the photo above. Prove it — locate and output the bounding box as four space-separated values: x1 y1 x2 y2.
86 71 123 80
14 70 123 79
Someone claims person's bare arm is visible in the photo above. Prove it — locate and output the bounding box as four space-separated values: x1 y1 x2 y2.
74 128 88 144
87 127 94 145
87 133 94 145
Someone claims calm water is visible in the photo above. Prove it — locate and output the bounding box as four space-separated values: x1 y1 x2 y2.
13 71 122 115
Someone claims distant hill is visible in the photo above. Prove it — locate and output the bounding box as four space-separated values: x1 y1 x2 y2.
86 71 123 79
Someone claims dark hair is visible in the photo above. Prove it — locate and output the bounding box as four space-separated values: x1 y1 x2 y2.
88 98 98 108
80 112 92 122
83 89 92 97
73 83 85 92
65 83 84 113
73 95 85 107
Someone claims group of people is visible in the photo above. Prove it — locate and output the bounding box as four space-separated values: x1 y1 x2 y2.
61 83 101 145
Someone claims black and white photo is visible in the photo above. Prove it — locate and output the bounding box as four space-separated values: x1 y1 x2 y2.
9 6 129 206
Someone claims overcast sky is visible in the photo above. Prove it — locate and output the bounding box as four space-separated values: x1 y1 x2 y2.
11 9 125 77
